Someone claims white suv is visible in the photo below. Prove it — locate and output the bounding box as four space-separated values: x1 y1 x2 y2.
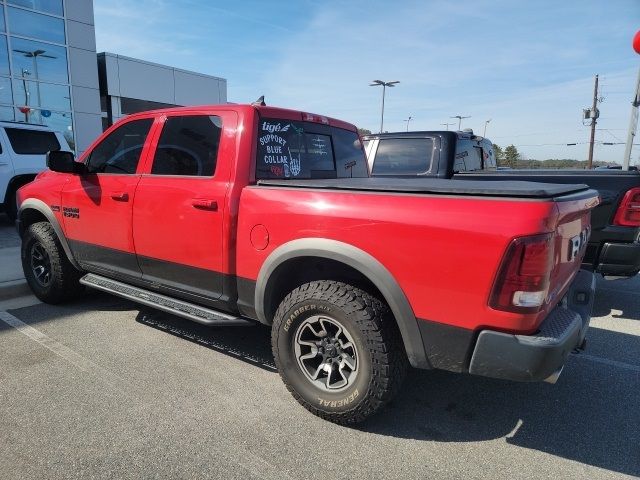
0 121 71 221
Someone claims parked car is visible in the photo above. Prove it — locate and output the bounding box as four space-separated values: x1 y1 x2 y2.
0 121 70 221
18 105 598 424
364 130 640 277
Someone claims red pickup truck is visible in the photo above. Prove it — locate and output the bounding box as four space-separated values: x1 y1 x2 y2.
17 104 599 424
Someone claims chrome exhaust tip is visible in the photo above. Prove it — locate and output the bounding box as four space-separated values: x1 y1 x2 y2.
544 367 564 384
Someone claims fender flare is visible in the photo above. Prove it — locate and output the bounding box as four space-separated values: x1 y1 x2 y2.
18 198 82 270
255 238 430 369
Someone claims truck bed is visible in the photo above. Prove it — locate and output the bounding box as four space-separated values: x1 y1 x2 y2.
258 177 590 199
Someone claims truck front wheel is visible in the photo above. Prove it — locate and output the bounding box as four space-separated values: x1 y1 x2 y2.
272 280 407 424
21 222 83 304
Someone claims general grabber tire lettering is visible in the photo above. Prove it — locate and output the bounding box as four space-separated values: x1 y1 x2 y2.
272 280 408 425
21 222 84 304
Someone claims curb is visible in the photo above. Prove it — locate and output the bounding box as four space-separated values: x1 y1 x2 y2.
0 279 31 301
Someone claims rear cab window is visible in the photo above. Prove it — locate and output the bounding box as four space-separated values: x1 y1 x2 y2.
5 128 60 154
256 118 367 180
372 137 434 175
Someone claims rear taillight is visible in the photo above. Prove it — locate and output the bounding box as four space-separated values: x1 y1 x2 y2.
613 187 640 227
490 233 554 313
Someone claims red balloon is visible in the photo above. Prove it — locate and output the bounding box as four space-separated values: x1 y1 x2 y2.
634 30 640 54
18 106 31 114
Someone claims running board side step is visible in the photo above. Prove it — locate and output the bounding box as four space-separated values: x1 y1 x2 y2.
80 273 253 327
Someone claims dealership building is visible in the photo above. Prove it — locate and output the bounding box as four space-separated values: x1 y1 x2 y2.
0 0 227 154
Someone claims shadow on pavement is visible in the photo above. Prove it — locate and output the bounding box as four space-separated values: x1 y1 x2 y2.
592 285 640 320
4 292 639 476
135 309 276 372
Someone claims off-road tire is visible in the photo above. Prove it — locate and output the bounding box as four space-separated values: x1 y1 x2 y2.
21 222 84 304
272 280 408 425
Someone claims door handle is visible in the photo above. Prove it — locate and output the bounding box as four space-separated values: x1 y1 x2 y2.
192 199 218 211
110 191 129 201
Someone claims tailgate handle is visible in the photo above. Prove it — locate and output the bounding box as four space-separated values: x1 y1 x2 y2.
192 199 218 211
110 191 129 201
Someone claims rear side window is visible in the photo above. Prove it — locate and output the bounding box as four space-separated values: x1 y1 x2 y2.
454 139 483 172
372 137 433 175
151 115 222 176
5 128 60 154
256 118 367 180
332 128 368 178
86 118 153 174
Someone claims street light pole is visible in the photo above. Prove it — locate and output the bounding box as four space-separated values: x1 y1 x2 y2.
370 80 400 133
440 122 455 131
13 48 56 123
451 115 471 130
404 116 413 132
483 118 492 137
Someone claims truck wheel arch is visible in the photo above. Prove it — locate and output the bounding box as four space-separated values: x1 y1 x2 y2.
18 198 81 270
255 238 430 369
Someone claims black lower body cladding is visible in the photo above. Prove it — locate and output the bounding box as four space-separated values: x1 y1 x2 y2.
468 270 595 382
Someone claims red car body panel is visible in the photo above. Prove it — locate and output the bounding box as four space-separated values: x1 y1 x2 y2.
16 104 599 377
235 186 595 333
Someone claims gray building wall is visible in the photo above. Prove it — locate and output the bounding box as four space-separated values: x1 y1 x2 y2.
97 52 227 127
65 0 102 154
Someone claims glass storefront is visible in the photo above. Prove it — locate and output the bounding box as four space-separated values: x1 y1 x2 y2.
0 0 74 149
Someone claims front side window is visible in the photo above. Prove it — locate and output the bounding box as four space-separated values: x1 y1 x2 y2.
5 127 59 154
151 115 221 177
373 137 433 175
86 118 153 174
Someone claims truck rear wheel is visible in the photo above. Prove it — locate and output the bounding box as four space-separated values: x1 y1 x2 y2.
21 222 84 304
272 280 407 424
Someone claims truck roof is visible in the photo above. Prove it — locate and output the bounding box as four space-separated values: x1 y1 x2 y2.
362 131 484 141
123 103 358 132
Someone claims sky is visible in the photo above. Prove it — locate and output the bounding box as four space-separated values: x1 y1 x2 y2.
94 0 640 162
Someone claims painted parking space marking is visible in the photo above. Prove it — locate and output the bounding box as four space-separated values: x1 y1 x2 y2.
571 352 640 373
0 310 124 386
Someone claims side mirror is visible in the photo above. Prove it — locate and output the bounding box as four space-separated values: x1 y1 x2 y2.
46 150 85 174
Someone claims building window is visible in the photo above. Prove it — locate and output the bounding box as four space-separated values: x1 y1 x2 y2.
0 36 10 76
10 37 68 83
0 76 12 105
0 6 5 32
120 96 177 115
7 7 66 44
12 78 70 111
7 0 63 17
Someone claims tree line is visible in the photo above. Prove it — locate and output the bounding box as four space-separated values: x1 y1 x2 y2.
492 144 615 169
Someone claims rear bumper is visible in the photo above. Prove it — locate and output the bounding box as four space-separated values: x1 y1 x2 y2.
595 241 640 277
468 270 595 383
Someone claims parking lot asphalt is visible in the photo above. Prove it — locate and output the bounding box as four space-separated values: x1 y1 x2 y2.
0 218 638 479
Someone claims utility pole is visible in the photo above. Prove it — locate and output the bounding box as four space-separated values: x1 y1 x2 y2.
587 74 599 169
440 122 454 131
623 67 640 170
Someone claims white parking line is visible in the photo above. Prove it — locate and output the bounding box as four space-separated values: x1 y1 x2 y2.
0 310 124 386
572 352 640 372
